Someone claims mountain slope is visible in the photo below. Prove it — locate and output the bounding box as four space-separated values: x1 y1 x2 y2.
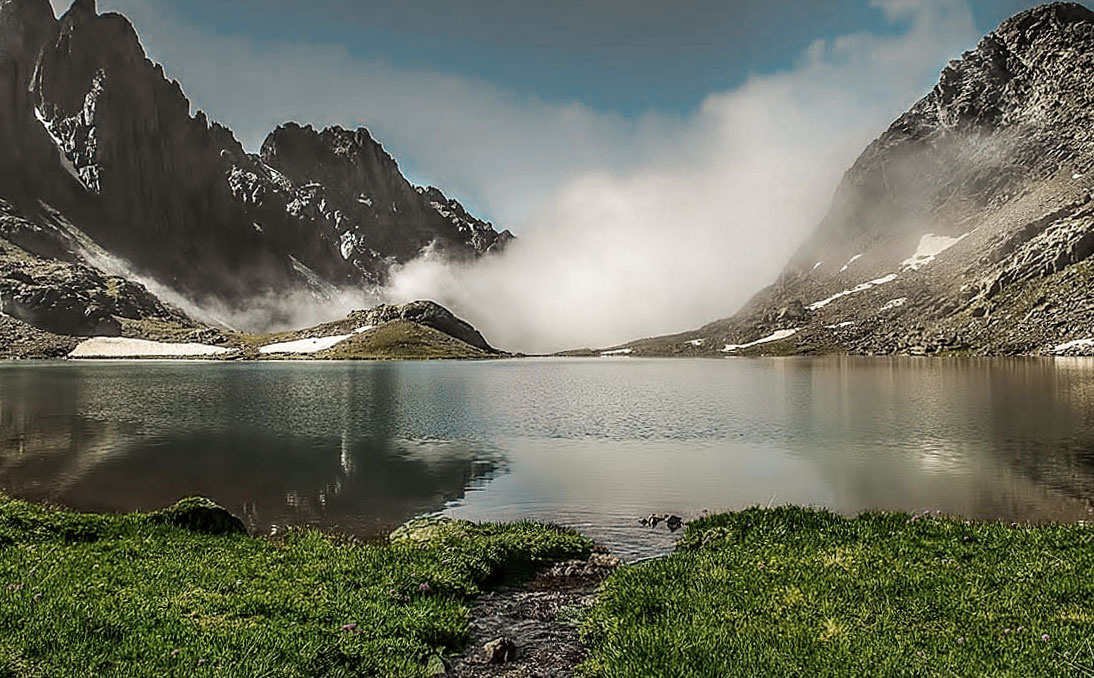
0 0 510 337
612 2 1094 358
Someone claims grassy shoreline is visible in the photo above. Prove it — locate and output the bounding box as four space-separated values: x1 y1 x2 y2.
582 507 1094 677
0 497 589 677
3 500 1092 676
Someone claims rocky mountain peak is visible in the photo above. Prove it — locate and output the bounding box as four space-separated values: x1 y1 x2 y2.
994 2 1094 39
260 122 405 197
62 0 96 21
0 0 511 336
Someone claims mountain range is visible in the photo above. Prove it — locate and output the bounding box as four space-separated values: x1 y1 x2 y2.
0 0 510 357
2 1 1094 359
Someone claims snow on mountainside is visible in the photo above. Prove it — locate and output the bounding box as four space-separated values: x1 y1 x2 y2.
606 2 1094 358
0 0 511 348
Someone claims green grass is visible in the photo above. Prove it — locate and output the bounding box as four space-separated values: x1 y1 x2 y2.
0 497 590 677
221 320 497 360
581 507 1094 677
319 321 492 360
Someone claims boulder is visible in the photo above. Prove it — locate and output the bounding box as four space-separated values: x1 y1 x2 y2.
151 497 247 536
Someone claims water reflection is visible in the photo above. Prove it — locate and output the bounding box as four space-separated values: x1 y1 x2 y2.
0 363 504 535
1 358 1094 560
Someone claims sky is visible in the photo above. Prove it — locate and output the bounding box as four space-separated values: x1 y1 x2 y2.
48 0 1051 350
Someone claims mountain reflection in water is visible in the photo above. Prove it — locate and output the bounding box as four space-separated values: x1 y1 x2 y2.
1 358 1094 559
0 362 504 535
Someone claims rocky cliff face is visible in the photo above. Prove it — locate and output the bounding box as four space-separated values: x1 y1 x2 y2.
28 0 293 300
226 123 512 287
0 0 510 338
621 2 1094 358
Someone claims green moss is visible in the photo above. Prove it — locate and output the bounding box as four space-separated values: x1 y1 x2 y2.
0 496 589 677
116 317 203 343
581 507 1094 677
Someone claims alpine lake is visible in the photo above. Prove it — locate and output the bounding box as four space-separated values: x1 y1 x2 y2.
2 356 1092 560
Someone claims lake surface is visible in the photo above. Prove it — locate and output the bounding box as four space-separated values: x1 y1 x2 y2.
1 357 1093 559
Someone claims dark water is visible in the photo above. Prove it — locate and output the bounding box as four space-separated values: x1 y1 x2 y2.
2 357 1093 559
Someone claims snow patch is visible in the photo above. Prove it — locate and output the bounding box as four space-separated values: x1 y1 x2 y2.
808 274 898 310
723 328 799 352
881 297 908 311
839 254 862 273
1074 173 1084 180
339 232 357 260
252 222 263 233
70 338 232 359
812 261 823 271
826 322 855 329
259 334 352 355
901 233 968 271
354 325 375 334
358 195 374 207
687 339 705 346
1054 338 1094 354
600 348 633 356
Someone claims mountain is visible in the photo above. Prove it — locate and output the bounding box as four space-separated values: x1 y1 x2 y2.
0 0 511 343
606 2 1094 358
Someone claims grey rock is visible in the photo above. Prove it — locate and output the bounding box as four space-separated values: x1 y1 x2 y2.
482 637 517 664
351 300 499 353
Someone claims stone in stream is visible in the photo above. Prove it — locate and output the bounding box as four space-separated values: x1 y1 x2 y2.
483 636 517 664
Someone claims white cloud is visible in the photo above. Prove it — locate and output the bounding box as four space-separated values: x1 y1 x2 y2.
384 1 980 352
91 0 977 352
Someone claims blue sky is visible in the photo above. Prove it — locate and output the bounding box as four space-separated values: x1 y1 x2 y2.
90 0 1040 120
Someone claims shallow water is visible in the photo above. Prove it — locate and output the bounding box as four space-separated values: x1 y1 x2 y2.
1 357 1092 560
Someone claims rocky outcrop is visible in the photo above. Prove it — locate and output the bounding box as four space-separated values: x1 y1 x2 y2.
28 0 295 301
619 2 1094 358
0 199 189 336
349 300 499 353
